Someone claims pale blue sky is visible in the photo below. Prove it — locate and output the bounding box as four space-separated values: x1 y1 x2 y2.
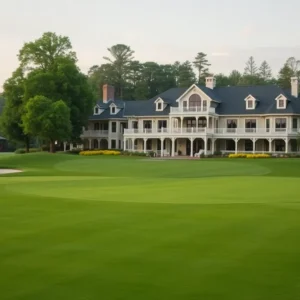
1 0 300 90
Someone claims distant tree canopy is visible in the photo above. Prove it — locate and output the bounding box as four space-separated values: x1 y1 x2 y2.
0 32 95 152
88 47 299 100
1 35 299 151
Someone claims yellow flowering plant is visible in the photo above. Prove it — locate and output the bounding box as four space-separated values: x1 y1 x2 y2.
228 153 271 159
79 150 121 156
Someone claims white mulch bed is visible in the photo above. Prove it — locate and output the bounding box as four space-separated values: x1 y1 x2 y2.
0 169 22 175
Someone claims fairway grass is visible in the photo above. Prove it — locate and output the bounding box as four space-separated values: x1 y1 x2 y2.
0 154 300 299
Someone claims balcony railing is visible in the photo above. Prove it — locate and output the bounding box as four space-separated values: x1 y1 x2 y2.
214 128 294 134
81 130 109 138
124 127 299 136
170 107 215 114
125 127 211 134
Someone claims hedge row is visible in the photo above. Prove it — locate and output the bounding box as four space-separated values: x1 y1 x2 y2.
228 153 271 158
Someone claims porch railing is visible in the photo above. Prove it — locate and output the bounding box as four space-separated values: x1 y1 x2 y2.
170 107 215 114
124 127 299 136
81 130 109 138
124 127 211 135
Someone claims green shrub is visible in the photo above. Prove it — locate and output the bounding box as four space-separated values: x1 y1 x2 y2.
15 148 42 154
15 149 26 154
147 151 156 157
120 151 147 157
59 149 81 155
213 151 222 156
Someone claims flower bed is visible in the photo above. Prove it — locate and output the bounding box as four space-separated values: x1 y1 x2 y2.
79 150 121 156
228 153 271 159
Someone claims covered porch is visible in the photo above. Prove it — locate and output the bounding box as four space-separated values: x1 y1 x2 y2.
124 137 214 157
219 138 298 154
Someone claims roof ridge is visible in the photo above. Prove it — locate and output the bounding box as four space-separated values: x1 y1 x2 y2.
216 84 279 88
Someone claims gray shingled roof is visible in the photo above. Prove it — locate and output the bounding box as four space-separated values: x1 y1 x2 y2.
88 84 300 120
213 85 299 115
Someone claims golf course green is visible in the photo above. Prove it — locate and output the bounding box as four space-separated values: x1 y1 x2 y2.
0 153 300 299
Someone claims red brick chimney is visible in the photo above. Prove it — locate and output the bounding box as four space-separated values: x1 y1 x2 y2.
103 84 115 103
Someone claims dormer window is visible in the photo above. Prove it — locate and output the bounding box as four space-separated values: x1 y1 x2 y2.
94 106 99 115
276 94 287 109
247 100 254 109
245 95 256 110
110 104 117 115
155 98 164 111
278 100 285 108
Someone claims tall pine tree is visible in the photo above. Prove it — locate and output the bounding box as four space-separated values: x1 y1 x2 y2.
259 60 272 82
244 56 258 76
193 52 211 84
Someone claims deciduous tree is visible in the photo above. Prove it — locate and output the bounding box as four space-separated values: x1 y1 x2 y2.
22 96 71 152
176 61 196 87
278 63 294 89
2 32 94 147
0 68 31 151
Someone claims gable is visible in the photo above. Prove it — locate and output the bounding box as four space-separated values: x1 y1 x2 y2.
176 84 214 103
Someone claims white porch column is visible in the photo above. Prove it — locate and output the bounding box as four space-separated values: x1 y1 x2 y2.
204 138 207 155
63 142 67 152
181 117 183 134
131 138 135 151
190 138 194 157
124 138 127 151
88 139 92 150
269 139 272 153
285 138 289 153
253 138 257 154
143 138 147 153
235 138 239 154
70 143 74 150
171 138 175 157
161 138 165 156
212 138 215 154
196 116 199 132
98 139 101 150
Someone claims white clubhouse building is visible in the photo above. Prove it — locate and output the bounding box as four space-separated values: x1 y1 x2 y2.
81 77 300 156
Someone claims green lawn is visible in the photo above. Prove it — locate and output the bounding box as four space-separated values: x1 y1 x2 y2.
1 153 300 299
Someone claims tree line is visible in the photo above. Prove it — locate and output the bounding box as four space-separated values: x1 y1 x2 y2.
88 44 300 100
0 32 299 152
0 32 94 152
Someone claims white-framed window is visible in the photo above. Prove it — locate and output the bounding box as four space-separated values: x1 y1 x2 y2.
155 99 164 111
277 99 286 109
247 100 254 109
110 104 117 115
245 95 256 110
94 106 99 115
276 94 287 109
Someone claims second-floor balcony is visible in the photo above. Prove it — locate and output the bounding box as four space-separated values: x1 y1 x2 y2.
170 106 215 114
81 130 109 138
124 127 299 137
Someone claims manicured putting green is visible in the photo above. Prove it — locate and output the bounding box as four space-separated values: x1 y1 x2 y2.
3 176 299 204
0 153 300 300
